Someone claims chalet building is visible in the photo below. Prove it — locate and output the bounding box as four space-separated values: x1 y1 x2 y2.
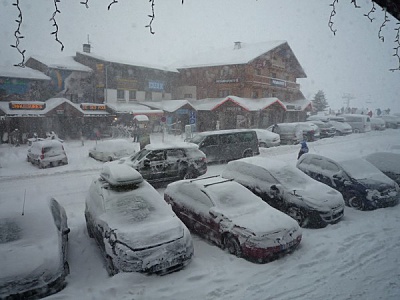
74 45 179 105
0 65 51 102
190 96 287 131
25 56 93 103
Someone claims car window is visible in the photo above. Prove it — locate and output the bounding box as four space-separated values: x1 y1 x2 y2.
220 134 237 144
202 135 218 147
0 219 22 243
179 184 213 208
237 132 254 142
166 149 185 160
146 150 165 161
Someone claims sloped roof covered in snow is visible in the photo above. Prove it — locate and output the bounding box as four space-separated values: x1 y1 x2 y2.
174 41 306 77
0 65 50 80
139 100 196 112
76 52 178 73
106 103 163 115
282 99 312 111
190 96 287 112
29 56 92 72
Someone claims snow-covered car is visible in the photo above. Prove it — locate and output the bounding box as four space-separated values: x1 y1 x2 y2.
252 128 280 148
307 120 336 138
297 153 400 210
370 117 386 130
164 176 302 262
27 139 68 168
295 122 320 141
0 197 70 299
119 142 207 183
365 152 400 185
380 115 400 129
267 123 302 145
221 157 345 227
329 120 353 136
89 139 136 162
84 163 194 276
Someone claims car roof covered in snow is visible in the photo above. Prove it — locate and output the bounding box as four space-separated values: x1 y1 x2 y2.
144 142 199 151
100 162 143 186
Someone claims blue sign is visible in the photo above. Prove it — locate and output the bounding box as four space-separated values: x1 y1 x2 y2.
148 81 164 91
189 117 196 124
189 111 196 118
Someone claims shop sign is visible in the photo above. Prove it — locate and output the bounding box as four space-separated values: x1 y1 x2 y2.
148 80 164 91
271 79 286 87
224 107 242 112
80 104 106 110
9 102 46 110
176 109 189 115
215 78 239 84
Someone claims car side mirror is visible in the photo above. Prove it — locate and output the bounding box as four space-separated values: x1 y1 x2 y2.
209 207 218 218
63 228 70 235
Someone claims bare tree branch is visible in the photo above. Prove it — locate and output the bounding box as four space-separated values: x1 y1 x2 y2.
328 0 339 35
145 0 156 34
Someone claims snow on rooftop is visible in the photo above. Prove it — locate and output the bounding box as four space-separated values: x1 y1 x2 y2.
174 41 287 69
140 100 195 112
29 55 92 72
106 103 162 114
76 51 178 73
190 96 285 111
0 65 50 80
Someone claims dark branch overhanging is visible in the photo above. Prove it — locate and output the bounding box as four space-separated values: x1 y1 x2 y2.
50 0 64 51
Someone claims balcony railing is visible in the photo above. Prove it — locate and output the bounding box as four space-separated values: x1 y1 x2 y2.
247 75 300 90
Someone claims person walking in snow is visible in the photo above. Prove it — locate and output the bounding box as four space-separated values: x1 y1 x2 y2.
297 141 309 159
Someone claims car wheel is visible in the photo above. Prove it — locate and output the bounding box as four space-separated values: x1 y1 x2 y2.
51 161 58 167
287 207 306 227
106 255 118 276
39 163 46 169
347 192 364 210
107 156 113 162
353 128 360 133
259 142 267 148
243 150 253 158
224 234 242 258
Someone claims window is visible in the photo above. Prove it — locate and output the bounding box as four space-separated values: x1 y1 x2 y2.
251 90 259 98
271 72 277 78
218 90 230 97
117 89 125 100
255 68 261 75
166 149 185 160
147 150 165 161
202 136 218 147
184 94 193 98
220 134 236 144
237 132 255 142
129 90 136 100
145 91 152 101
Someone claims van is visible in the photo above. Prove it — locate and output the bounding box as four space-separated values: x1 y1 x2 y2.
27 140 68 168
188 129 259 162
341 114 371 133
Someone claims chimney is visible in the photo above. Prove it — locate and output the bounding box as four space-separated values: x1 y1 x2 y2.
83 43 91 53
234 41 242 50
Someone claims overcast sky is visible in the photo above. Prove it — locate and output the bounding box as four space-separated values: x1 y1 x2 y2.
1 0 399 112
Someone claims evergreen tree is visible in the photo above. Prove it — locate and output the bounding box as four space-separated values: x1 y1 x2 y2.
312 90 329 113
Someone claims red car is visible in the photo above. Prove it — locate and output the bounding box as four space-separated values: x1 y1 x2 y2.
164 176 302 263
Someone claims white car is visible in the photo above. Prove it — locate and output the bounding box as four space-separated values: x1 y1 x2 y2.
329 120 353 135
27 139 68 168
0 197 70 299
89 139 136 162
252 129 280 148
84 163 194 275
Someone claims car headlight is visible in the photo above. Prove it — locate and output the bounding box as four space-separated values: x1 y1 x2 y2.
366 189 381 200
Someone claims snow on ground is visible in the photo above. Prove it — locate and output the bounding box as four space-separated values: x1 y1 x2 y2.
1 130 400 300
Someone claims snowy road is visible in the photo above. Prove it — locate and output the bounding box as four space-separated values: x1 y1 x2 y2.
1 130 400 299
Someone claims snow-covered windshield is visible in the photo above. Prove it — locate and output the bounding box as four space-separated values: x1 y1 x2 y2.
340 159 385 180
129 149 150 161
188 135 204 145
270 165 310 187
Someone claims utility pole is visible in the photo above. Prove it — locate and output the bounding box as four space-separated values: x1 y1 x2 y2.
342 93 355 109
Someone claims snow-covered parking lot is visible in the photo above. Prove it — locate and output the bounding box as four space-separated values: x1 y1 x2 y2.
1 130 400 300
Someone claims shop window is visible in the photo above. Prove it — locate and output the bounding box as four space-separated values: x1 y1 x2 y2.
184 94 193 98
255 68 261 75
145 91 152 101
129 90 136 101
117 89 125 100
